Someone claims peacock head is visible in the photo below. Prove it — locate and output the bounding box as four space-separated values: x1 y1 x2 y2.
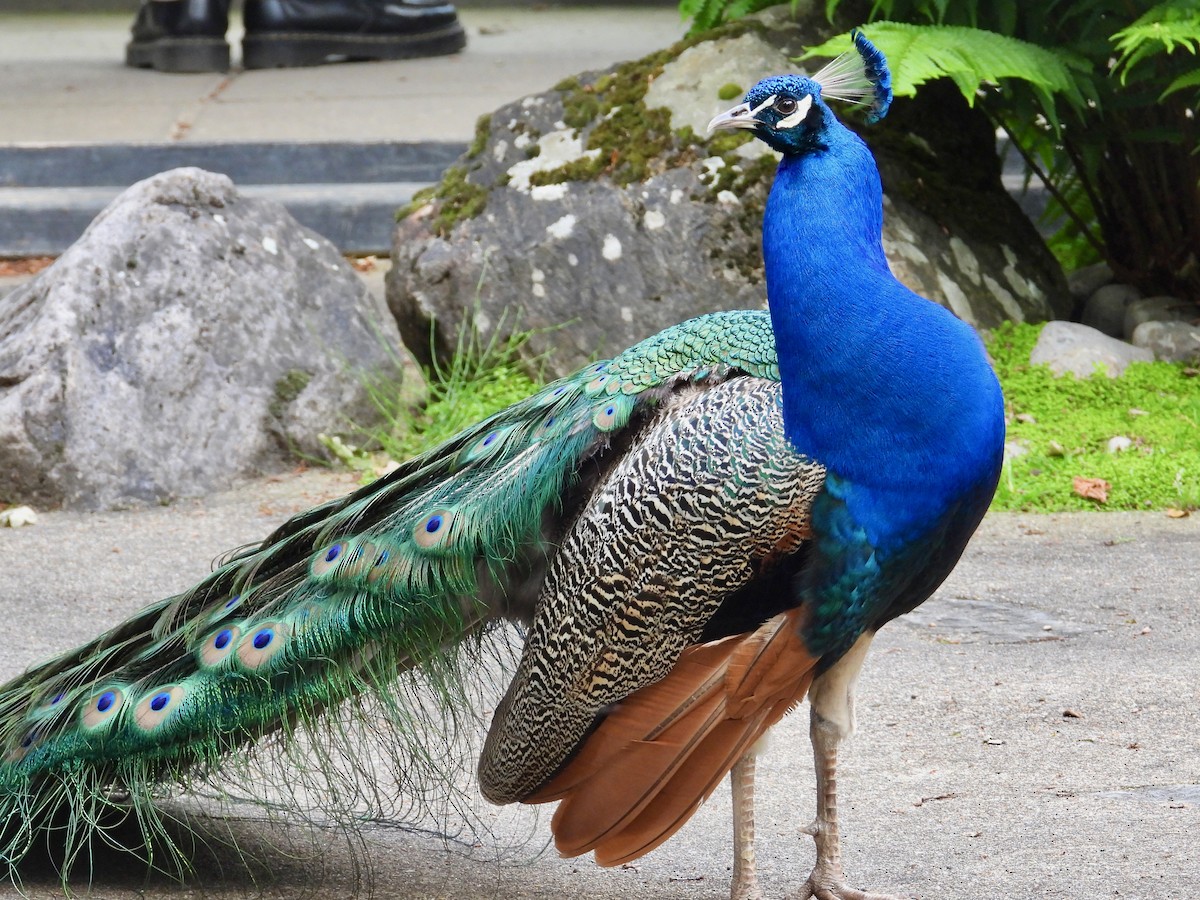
708 30 892 156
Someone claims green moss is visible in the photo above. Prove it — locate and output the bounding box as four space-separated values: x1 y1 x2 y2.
528 155 605 188
466 113 493 160
395 184 437 221
270 368 312 420
396 114 493 229
562 92 602 131
718 82 743 101
990 322 1200 512
396 163 490 235
533 20 757 189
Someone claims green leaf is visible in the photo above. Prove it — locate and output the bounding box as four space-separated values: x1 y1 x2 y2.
801 22 1088 109
1162 66 1200 99
1112 1 1200 82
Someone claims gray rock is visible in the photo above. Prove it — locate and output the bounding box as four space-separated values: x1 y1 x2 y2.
387 12 1068 377
1067 261 1114 302
0 168 406 510
1080 282 1139 338
1124 295 1200 339
1131 320 1200 363
1030 321 1153 378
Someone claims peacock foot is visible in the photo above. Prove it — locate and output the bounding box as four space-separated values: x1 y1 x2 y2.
793 865 907 900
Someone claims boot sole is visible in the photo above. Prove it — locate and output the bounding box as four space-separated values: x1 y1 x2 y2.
126 37 231 73
242 23 466 68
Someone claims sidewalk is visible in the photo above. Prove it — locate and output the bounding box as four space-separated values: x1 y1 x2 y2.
0 6 686 254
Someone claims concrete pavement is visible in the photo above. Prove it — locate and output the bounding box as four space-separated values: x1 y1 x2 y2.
0 470 1196 898
0 6 687 253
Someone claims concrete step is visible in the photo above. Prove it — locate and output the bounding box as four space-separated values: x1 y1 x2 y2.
0 140 466 255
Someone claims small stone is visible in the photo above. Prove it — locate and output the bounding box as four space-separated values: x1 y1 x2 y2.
1015 413 1037 424
1124 296 1200 340
1030 321 1153 378
1067 261 1114 300
1081 283 1139 338
1107 435 1133 453
1047 440 1066 457
1131 320 1200 364
1004 440 1030 462
1062 708 1084 718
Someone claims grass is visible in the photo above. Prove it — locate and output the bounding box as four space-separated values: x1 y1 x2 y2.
330 314 545 480
989 322 1200 512
342 319 1199 514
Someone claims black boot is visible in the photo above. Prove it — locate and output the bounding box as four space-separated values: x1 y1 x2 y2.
242 0 466 69
126 0 231 73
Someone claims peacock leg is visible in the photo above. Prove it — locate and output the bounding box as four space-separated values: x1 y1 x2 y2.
730 748 764 900
795 634 904 900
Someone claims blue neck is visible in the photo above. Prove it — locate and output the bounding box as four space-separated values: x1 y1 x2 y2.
764 121 1004 548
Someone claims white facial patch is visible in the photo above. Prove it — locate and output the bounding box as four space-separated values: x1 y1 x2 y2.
775 94 814 130
749 94 778 117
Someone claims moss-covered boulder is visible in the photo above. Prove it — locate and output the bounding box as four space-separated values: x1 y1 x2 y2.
387 8 1068 377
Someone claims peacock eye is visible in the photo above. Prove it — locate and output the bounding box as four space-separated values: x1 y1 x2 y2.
775 97 798 115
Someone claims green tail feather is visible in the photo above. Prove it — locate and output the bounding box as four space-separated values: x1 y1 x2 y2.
0 310 779 881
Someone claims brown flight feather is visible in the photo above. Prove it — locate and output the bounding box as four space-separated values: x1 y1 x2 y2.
525 607 818 865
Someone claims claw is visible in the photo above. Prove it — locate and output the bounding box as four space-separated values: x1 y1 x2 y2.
795 879 907 900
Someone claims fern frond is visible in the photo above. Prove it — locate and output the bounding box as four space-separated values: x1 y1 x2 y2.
1162 66 1200 101
681 0 801 36
1112 0 1200 83
801 22 1088 110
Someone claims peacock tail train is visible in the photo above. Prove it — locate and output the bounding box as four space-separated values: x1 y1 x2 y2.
0 310 780 881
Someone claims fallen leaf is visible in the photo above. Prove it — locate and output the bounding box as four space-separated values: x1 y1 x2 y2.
0 256 55 277
1073 476 1110 503
0 506 38 528
1166 508 1190 518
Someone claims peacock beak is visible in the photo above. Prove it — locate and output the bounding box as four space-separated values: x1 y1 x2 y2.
707 102 758 134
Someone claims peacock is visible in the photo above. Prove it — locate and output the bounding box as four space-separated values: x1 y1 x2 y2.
0 32 1005 900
